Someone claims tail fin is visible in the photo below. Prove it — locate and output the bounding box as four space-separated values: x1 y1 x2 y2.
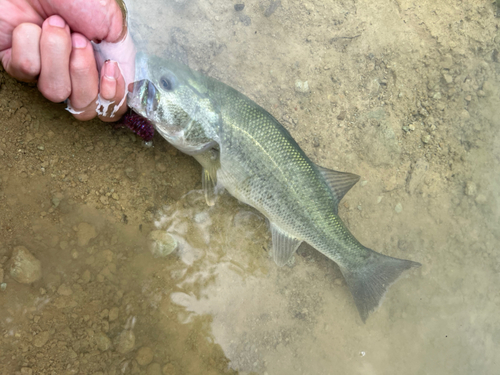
339 248 421 322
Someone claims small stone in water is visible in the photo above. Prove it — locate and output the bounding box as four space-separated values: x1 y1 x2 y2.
149 230 178 257
465 181 477 196
294 80 310 93
9 246 42 284
115 329 135 354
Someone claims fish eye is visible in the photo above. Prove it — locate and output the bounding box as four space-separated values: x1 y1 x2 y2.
159 73 177 91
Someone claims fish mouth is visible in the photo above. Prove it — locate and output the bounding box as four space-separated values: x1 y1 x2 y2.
128 79 158 116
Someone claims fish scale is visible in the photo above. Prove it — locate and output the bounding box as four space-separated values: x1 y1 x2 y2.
128 52 421 322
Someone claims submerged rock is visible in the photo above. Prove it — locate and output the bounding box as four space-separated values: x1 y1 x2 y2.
149 230 178 257
9 246 42 284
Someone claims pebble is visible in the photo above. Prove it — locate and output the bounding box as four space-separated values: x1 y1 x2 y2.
465 181 477 196
421 134 431 144
194 211 209 224
9 246 42 284
33 331 51 348
156 163 167 172
149 230 178 257
440 55 453 69
442 73 453 84
125 167 138 180
115 329 135 354
337 111 346 121
95 331 112 351
395 203 403 213
294 80 310 93
77 222 97 247
57 283 73 296
109 307 119 321
81 269 91 283
234 4 245 11
136 346 154 366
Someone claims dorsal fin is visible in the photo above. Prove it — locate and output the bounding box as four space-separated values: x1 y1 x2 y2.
316 165 360 210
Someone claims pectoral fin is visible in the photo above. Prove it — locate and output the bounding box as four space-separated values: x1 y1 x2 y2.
270 223 302 267
195 148 221 206
202 167 218 206
316 165 360 212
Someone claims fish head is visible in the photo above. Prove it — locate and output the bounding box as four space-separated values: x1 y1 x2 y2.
128 52 219 155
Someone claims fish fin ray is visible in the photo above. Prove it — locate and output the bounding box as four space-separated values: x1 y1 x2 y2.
316 165 360 210
195 148 221 206
202 167 218 206
270 223 302 267
338 248 421 322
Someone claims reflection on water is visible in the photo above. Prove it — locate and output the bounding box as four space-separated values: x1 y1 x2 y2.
1 0 500 374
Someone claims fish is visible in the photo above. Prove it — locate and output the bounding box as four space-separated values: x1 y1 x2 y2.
128 52 421 322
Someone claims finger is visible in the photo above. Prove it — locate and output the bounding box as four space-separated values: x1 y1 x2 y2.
8 23 42 82
38 15 72 103
98 60 128 122
67 33 99 121
43 0 125 43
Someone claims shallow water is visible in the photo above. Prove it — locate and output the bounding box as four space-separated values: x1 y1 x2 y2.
1 1 499 374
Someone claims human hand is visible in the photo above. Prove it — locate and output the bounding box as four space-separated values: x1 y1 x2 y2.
0 0 135 122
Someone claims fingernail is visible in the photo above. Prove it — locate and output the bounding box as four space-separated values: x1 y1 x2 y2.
48 15 66 28
104 61 119 80
72 34 87 49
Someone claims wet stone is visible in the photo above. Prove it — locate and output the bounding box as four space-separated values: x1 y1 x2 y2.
95 331 112 351
81 269 91 283
239 14 251 25
294 80 310 93
149 230 178 258
33 331 51 348
465 181 477 196
57 283 73 296
9 246 42 284
136 346 154 366
109 307 119 321
125 167 138 180
115 329 135 354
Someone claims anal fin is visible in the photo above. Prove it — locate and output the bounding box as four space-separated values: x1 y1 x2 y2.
270 223 302 267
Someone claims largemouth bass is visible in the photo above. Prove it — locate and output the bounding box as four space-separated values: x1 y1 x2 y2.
128 52 420 322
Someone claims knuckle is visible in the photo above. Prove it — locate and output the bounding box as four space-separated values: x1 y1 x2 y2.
17 58 39 78
41 86 71 103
